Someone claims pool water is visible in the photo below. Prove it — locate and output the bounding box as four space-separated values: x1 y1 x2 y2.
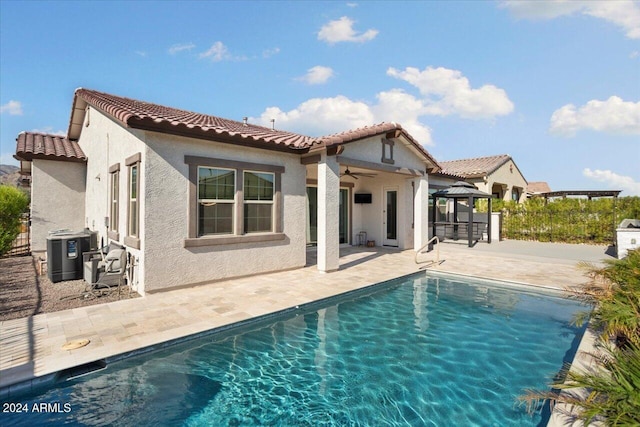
3 274 586 426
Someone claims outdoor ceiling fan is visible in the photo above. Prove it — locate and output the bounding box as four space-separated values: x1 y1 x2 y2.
341 167 377 179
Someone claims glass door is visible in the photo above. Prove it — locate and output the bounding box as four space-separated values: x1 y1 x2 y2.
383 188 398 246
306 186 349 245
339 188 349 244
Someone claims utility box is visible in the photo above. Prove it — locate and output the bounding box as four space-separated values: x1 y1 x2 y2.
47 230 98 283
616 219 640 259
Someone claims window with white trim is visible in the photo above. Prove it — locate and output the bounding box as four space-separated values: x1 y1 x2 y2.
244 171 274 233
198 167 236 236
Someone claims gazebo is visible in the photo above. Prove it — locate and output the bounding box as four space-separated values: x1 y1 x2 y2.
432 181 493 247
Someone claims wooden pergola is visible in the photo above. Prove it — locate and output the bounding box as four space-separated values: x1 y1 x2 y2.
432 181 493 247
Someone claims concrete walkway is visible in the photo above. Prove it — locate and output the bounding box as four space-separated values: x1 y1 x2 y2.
0 240 612 398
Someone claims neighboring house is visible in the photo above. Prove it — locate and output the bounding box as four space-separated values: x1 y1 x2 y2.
15 88 440 294
438 155 528 203
526 181 551 198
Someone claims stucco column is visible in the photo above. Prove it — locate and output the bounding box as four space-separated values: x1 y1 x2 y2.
413 174 429 251
317 153 340 272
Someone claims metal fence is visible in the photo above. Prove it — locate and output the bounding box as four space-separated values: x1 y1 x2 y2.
501 209 615 245
2 213 31 257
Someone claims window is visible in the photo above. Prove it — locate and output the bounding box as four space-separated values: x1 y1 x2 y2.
244 171 274 233
108 163 120 240
381 138 395 164
125 153 141 248
198 167 236 236
184 156 285 247
128 164 138 236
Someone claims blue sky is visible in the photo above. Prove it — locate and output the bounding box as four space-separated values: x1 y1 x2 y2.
1 0 639 195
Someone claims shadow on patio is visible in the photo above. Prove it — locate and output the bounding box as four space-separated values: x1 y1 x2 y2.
305 246 405 270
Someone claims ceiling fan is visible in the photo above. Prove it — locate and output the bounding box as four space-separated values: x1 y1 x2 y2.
341 167 377 179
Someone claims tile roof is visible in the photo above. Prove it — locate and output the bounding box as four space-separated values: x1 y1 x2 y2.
15 132 87 163
439 154 511 178
526 181 551 194
67 88 439 168
70 88 315 150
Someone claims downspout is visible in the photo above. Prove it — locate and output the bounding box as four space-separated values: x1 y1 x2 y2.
105 132 110 239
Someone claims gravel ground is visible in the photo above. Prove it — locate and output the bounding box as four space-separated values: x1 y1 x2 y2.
0 255 138 322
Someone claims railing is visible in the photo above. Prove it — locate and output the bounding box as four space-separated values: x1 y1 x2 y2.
415 236 440 267
2 213 31 258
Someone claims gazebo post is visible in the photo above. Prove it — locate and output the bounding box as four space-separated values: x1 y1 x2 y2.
431 194 437 248
468 195 473 247
487 197 492 243
453 199 459 240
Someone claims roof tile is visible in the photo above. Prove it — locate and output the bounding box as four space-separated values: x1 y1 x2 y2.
74 88 315 149
15 132 86 162
439 154 511 178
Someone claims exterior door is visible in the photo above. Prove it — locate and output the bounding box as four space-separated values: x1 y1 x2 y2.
383 188 398 246
306 186 349 245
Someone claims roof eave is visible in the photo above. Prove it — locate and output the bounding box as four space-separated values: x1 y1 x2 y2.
67 90 88 140
127 118 309 154
14 152 86 163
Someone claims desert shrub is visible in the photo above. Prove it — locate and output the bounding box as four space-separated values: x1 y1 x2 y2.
0 185 29 255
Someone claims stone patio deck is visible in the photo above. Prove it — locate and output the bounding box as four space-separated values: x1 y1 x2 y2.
0 240 613 399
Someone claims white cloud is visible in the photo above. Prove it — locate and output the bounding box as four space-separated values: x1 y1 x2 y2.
251 90 435 145
549 96 640 137
199 41 231 61
262 47 280 58
500 0 640 39
135 51 148 57
168 43 195 55
1 100 23 115
317 16 378 44
250 65 513 146
251 96 375 137
31 127 66 136
372 89 433 145
387 66 514 119
583 168 640 195
296 66 335 85
629 50 639 59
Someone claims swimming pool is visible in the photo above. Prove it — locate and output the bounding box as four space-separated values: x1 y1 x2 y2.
2 273 586 426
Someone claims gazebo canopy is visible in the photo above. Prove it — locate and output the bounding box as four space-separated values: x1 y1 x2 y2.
432 181 492 199
431 181 492 247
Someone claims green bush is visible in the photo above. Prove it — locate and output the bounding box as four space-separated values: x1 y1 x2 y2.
0 185 29 255
499 197 638 244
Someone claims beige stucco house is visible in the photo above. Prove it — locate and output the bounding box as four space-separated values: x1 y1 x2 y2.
15 88 440 294
438 155 527 203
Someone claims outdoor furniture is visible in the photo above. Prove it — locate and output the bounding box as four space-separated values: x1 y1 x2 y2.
356 231 367 247
83 243 128 298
